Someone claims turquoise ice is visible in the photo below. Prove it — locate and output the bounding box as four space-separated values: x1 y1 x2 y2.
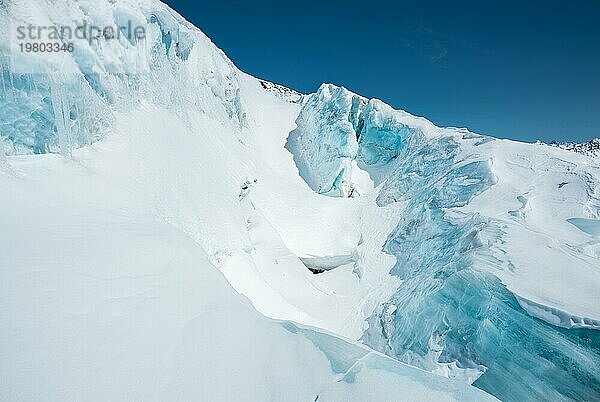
287 84 600 401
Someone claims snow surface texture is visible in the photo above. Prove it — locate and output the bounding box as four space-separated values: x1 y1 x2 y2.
0 0 598 401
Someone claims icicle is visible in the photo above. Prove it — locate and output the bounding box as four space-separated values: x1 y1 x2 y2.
49 76 73 157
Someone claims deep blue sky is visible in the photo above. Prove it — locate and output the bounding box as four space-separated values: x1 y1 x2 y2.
167 0 599 143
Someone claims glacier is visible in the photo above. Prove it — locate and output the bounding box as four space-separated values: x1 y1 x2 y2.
287 84 600 400
1 0 599 401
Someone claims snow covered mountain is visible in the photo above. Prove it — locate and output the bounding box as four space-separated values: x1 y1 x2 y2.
541 138 600 158
1 0 598 401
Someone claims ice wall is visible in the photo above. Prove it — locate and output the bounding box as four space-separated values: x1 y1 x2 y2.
285 84 361 196
285 83 419 196
286 84 600 401
0 0 245 155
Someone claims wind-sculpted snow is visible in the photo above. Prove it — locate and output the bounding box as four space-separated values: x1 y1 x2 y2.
286 84 600 400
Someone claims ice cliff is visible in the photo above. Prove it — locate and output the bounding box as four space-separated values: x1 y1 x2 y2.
286 84 600 400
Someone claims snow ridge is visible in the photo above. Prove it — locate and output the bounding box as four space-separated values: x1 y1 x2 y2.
259 79 304 103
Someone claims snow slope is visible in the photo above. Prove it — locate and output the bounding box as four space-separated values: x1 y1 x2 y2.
1 0 598 400
0 105 494 401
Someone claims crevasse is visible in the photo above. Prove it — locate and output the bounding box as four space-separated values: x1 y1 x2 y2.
286 84 600 401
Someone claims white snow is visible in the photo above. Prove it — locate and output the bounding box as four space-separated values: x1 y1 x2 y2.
461 138 600 328
0 102 494 401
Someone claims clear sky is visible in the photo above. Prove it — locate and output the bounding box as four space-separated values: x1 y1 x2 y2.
167 0 599 143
